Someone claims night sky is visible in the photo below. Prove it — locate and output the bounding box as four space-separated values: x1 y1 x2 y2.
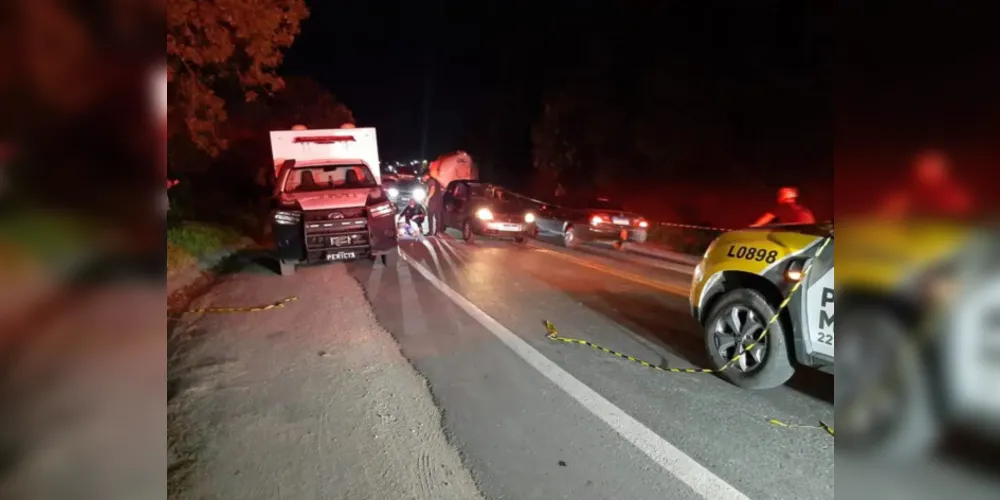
282 1 996 203
282 1 825 182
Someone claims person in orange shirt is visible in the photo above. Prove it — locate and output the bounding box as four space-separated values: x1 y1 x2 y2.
751 186 816 227
879 149 973 218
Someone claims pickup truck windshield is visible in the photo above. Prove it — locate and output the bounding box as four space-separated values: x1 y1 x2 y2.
284 164 377 193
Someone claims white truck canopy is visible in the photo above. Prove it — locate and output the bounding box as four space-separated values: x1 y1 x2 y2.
269 127 381 184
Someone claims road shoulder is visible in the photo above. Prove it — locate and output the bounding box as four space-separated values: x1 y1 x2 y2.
167 262 483 500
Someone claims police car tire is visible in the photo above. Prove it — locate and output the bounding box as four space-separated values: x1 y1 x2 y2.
278 260 296 276
704 289 796 390
834 304 939 460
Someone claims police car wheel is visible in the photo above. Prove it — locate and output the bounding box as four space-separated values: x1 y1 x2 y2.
834 303 939 460
278 260 296 277
704 289 795 390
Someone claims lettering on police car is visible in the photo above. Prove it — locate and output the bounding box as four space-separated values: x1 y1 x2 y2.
726 245 778 264
816 287 834 346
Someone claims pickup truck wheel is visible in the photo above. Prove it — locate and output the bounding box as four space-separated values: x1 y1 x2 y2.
563 227 580 248
462 220 474 242
278 260 296 276
704 289 795 390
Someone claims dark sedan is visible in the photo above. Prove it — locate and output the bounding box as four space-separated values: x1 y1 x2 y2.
533 196 649 247
441 181 536 242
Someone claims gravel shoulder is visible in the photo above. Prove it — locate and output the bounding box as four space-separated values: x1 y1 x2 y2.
167 260 483 500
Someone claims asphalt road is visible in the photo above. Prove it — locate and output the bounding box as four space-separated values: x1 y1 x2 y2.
339 231 836 500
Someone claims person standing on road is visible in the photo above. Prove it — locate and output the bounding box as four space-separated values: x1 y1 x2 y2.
751 186 816 226
422 173 444 236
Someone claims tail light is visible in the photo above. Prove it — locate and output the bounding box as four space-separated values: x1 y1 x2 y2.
591 214 608 226
637 220 649 228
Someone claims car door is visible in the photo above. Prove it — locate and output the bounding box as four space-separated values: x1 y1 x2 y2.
442 181 458 228
552 199 584 234
536 199 572 234
442 181 466 228
799 238 835 361
451 183 472 226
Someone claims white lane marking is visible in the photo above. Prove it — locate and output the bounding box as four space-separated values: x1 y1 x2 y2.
396 259 428 338
419 238 447 278
437 235 469 265
399 251 751 500
432 239 464 279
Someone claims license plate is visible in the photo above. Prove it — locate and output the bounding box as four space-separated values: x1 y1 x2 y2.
496 223 522 232
330 236 351 246
326 251 356 261
612 217 630 225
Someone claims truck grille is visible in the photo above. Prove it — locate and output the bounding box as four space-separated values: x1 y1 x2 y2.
303 208 370 260
304 207 366 221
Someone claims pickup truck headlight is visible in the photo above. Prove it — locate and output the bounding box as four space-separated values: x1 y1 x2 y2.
273 210 301 225
476 208 494 220
370 202 394 218
412 188 426 202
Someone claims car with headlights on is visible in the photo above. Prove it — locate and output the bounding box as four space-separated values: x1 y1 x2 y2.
441 181 537 242
383 165 428 210
533 195 650 248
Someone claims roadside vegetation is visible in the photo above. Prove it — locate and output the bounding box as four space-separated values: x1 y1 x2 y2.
166 222 245 276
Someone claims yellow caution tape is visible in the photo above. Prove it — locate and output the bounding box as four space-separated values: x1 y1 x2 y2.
183 296 298 314
769 419 835 436
545 236 830 373
544 237 833 433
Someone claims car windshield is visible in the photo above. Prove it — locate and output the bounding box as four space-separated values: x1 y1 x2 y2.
395 166 418 177
284 164 377 193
